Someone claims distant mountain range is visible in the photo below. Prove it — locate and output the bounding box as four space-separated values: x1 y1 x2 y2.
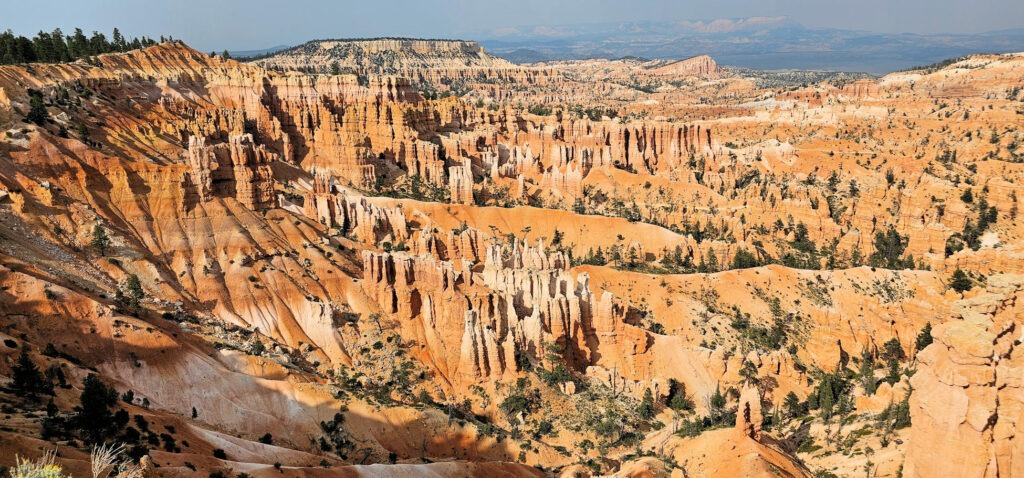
228 44 291 58
467 18 1024 74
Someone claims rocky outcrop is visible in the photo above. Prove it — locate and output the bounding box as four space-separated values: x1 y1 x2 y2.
186 133 275 209
449 159 474 204
905 274 1024 478
358 235 650 388
737 386 764 440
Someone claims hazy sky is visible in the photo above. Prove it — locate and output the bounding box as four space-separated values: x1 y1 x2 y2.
5 0 1023 51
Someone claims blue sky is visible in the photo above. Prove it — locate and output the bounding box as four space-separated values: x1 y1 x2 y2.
5 0 1023 51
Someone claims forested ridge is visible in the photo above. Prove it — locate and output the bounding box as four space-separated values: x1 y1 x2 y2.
0 28 170 64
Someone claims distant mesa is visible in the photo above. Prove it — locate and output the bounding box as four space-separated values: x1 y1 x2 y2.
644 55 722 77
254 38 515 78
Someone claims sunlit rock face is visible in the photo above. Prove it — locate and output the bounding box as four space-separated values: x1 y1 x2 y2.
2 40 1024 477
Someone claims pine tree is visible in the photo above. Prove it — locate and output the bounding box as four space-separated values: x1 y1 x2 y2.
886 359 901 385
706 248 719 272
26 90 49 125
783 391 803 419
739 359 759 385
818 377 835 418
860 349 877 395
75 373 118 444
91 223 110 256
112 28 125 51
638 388 655 419
732 247 758 269
709 385 726 421
120 274 145 310
667 379 694 411
807 391 819 410
893 392 912 429
882 338 906 362
915 323 933 352
950 269 973 293
11 347 50 401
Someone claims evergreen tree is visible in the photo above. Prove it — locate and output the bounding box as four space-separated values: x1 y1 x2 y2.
112 28 125 51
75 373 119 444
859 349 877 395
881 338 905 362
807 391 819 410
739 359 759 385
116 274 144 311
915 323 933 352
893 392 912 429
638 388 655 419
667 379 694 411
49 28 69 61
869 225 910 269
950 269 973 293
26 90 49 125
11 347 51 401
732 247 758 269
783 391 803 419
69 28 88 58
709 385 726 421
123 274 145 308
0 27 159 66
706 248 719 272
818 377 835 418
885 359 901 385
91 223 110 256
250 338 266 356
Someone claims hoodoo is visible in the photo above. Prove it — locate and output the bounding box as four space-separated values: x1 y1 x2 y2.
1 13 1023 478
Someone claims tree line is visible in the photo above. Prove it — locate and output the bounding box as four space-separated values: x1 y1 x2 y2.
0 28 169 65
